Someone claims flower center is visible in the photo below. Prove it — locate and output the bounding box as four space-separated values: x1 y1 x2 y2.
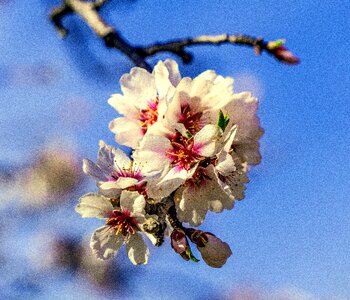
106 210 139 237
178 104 204 135
111 162 143 182
139 97 159 133
166 134 203 171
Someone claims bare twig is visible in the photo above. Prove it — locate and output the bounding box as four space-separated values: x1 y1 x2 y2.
50 0 299 71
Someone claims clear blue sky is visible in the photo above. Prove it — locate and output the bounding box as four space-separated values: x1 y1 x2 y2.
1 0 349 299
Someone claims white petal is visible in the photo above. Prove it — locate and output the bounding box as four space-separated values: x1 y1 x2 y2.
216 152 236 176
109 117 144 148
98 186 122 199
126 233 150 265
108 93 139 120
148 166 193 200
194 124 223 157
216 153 249 200
163 59 181 86
176 165 233 226
120 191 146 215
202 76 234 110
234 141 262 165
176 186 209 227
153 61 176 100
190 72 215 99
222 125 238 153
113 148 131 170
133 135 170 173
196 69 218 81
97 140 116 175
90 225 123 260
82 159 107 181
163 91 182 126
75 193 113 219
120 67 157 104
99 177 139 190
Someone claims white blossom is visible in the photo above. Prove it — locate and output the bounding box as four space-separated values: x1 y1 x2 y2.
76 191 151 265
76 59 263 267
108 60 181 148
83 140 159 198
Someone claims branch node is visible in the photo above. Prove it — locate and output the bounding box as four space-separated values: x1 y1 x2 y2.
49 4 72 38
178 49 193 64
93 0 108 11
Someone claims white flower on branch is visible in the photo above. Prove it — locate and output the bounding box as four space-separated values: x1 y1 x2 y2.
76 190 152 265
108 60 181 148
77 59 263 267
83 140 160 198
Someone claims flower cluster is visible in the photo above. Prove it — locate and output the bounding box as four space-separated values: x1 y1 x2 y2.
76 60 263 268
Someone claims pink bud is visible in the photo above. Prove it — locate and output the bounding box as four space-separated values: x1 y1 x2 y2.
170 229 198 262
196 233 232 268
271 45 300 65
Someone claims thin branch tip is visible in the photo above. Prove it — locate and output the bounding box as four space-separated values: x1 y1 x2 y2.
50 0 300 68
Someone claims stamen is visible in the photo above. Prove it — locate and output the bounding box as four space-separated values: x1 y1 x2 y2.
139 97 159 133
106 209 139 237
166 134 203 171
178 104 205 135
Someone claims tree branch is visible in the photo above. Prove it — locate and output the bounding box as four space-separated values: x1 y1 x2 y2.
50 0 299 71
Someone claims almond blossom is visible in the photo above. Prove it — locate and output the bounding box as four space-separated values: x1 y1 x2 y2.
108 60 181 148
83 140 160 198
76 190 151 264
174 125 249 226
133 123 224 202
76 59 263 268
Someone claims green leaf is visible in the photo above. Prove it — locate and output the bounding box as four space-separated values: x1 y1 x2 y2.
217 110 230 132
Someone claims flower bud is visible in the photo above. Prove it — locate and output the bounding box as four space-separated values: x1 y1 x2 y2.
267 42 300 65
189 230 232 268
170 229 199 262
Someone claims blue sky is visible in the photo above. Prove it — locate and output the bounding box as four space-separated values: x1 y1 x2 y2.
1 0 349 299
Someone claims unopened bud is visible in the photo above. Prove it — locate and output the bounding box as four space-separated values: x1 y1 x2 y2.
267 41 300 65
188 229 232 268
170 229 199 262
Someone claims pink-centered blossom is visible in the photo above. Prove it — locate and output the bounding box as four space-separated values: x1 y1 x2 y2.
108 60 181 148
75 190 152 264
83 140 160 198
133 124 224 200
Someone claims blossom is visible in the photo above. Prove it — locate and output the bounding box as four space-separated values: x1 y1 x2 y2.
83 140 159 198
131 61 262 225
149 66 263 166
174 126 249 226
108 60 181 148
75 190 151 265
133 124 224 201
76 59 264 267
